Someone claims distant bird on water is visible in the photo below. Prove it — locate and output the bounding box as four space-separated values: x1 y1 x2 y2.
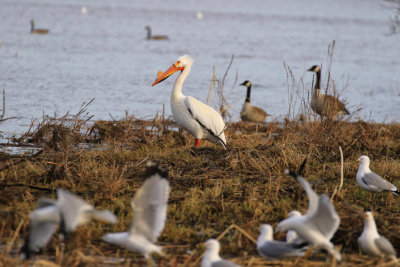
239 80 268 123
201 239 241 267
145 25 168 40
152 55 227 149
30 20 49 35
307 65 349 120
358 210 397 260
356 155 400 195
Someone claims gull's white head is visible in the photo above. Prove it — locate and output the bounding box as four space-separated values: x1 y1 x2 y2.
205 239 220 253
358 155 370 165
288 210 302 218
307 65 321 73
259 224 273 240
363 209 374 220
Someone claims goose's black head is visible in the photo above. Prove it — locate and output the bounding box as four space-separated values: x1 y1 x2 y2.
307 65 321 73
240 80 251 88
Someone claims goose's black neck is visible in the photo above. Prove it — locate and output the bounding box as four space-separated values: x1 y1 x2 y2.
245 85 252 103
314 70 321 91
146 27 151 39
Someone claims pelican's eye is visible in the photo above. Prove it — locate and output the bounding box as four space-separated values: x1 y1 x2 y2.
175 60 181 67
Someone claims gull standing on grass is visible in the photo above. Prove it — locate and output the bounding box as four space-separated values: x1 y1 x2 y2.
201 239 241 267
277 168 341 261
358 210 397 261
20 189 117 259
257 224 308 259
285 211 307 246
102 161 170 265
356 155 400 194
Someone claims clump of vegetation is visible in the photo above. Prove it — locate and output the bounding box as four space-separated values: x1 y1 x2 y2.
1 112 400 266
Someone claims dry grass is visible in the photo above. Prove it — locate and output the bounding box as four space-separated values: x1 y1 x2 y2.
1 115 400 266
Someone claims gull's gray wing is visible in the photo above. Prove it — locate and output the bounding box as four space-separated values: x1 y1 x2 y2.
305 194 340 240
212 260 241 267
89 209 117 224
57 189 92 232
130 164 170 242
297 176 319 216
375 236 397 256
258 240 307 258
362 172 396 192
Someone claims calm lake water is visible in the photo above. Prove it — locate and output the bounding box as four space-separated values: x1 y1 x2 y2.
0 0 399 136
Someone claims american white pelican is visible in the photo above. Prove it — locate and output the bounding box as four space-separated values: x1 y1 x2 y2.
308 65 349 120
358 210 397 260
257 224 308 259
102 161 169 264
152 55 227 149
145 26 168 40
240 80 268 123
356 155 400 194
20 189 117 259
201 239 240 267
30 20 49 35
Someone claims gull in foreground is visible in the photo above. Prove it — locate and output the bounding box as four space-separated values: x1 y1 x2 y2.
277 168 341 261
356 155 400 195
257 224 308 259
20 189 117 259
102 161 170 264
285 211 306 246
358 210 397 261
201 239 241 267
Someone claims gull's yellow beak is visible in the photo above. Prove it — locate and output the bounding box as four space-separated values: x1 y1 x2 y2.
152 62 184 86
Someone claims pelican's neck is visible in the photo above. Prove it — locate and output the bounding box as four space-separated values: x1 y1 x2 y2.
171 64 191 102
245 85 251 103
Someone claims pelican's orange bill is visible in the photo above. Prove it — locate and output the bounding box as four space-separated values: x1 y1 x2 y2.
152 63 184 86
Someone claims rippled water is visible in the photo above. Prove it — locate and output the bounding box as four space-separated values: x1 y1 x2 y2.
0 0 399 136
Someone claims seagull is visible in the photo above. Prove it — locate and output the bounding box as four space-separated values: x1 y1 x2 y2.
356 155 400 194
277 168 341 261
239 80 268 123
102 161 170 264
358 210 397 260
285 211 306 246
307 65 349 120
201 239 241 267
20 189 117 259
257 224 308 259
152 55 227 149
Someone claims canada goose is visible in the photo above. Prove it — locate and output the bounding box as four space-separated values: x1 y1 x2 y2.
145 26 168 40
307 65 349 120
240 80 268 123
30 20 49 34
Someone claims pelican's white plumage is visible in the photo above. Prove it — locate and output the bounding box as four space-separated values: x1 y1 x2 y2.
201 239 240 267
277 170 341 261
356 155 399 194
358 210 397 260
257 224 307 259
102 161 170 261
21 190 117 259
152 55 226 149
